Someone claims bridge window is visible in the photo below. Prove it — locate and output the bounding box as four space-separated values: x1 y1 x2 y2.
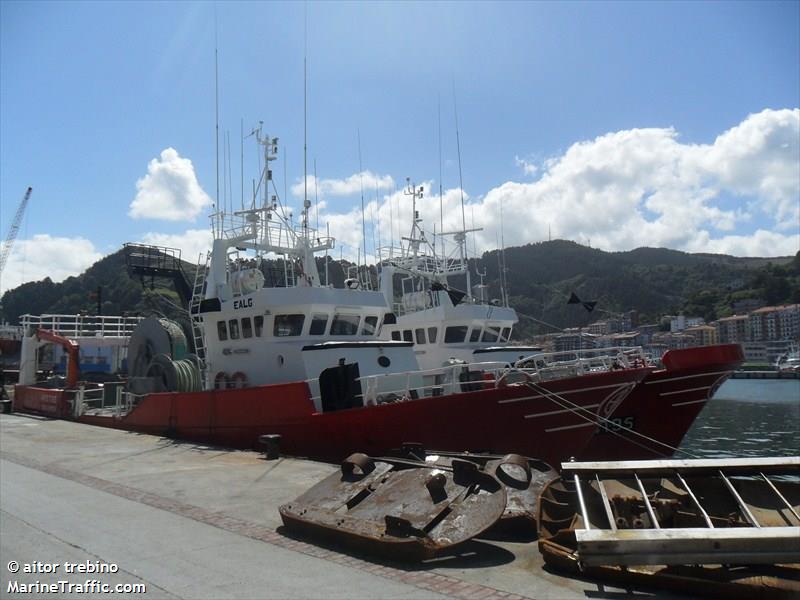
331 314 360 335
254 315 264 337
228 319 240 340
361 316 378 336
427 327 438 343
241 317 253 339
391 330 401 341
403 330 413 342
444 326 468 343
469 327 482 342
274 314 305 337
499 327 511 342
217 321 228 341
415 328 426 344
481 326 500 343
310 314 328 335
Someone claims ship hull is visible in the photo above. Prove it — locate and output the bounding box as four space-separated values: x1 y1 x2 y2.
579 344 744 461
16 368 647 467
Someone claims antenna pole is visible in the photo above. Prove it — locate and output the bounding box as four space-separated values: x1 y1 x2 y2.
438 98 444 261
500 197 508 307
389 180 394 258
314 158 319 231
453 83 471 300
214 9 220 237
358 130 368 288
303 54 309 237
325 222 330 285
240 119 244 210
375 182 382 261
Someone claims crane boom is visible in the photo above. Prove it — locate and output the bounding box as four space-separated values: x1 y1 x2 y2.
0 186 33 279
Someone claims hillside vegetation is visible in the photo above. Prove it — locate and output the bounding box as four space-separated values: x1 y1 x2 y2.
1 241 798 339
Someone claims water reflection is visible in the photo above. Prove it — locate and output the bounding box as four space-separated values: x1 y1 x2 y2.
680 379 800 458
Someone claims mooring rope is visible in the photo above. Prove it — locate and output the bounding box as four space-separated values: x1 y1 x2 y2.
523 377 698 459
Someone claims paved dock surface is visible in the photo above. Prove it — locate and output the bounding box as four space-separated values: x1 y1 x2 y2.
1 414 684 599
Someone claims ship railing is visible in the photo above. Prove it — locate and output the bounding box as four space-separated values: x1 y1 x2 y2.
306 347 648 409
385 254 466 276
513 346 649 375
73 383 140 418
217 211 333 254
73 384 107 418
20 314 144 339
377 238 468 276
307 360 513 407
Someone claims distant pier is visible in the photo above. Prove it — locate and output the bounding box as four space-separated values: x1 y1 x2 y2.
731 370 799 380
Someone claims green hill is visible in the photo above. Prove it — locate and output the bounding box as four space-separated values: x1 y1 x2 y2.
472 241 799 336
2 241 798 340
0 248 188 326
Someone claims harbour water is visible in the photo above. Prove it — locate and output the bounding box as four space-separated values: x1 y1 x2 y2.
680 378 800 458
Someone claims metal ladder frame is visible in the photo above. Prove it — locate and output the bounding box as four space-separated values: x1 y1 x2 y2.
189 253 210 389
562 456 800 566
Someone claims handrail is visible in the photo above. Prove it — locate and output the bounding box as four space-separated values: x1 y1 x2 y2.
20 314 143 338
306 345 649 406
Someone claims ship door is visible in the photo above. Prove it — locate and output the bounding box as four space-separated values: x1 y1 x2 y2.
319 362 363 412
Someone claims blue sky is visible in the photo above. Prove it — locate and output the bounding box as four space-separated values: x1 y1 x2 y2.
1 0 798 293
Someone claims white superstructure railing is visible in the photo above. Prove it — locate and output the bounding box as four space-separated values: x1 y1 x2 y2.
20 314 143 338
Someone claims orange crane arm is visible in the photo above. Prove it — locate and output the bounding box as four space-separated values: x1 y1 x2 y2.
36 329 80 388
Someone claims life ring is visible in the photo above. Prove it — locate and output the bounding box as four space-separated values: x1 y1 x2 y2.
230 371 249 389
214 371 229 390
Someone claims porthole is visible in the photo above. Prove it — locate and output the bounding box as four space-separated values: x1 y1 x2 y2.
377 356 391 368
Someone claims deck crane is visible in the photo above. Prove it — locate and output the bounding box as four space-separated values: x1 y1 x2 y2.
0 186 32 281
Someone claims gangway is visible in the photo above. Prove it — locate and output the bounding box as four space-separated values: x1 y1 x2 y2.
551 457 800 567
123 243 193 308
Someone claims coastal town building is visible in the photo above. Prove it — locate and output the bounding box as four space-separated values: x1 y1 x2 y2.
685 324 719 347
670 315 705 333
716 315 750 344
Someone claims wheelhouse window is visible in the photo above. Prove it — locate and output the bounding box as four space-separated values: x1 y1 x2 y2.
427 327 438 343
309 314 328 335
274 314 305 337
469 327 482 342
481 326 500 343
254 315 264 337
217 321 228 341
331 314 360 335
499 327 511 342
402 330 413 342
415 328 426 344
444 326 468 343
390 330 401 341
361 315 378 336
241 317 253 339
228 319 240 340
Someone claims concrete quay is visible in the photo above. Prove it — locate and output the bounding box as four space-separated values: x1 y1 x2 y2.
0 413 686 599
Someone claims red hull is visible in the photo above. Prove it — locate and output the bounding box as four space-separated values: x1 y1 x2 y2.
13 385 73 418
579 344 744 461
16 368 647 468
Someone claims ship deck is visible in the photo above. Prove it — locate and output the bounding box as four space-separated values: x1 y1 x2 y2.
0 413 689 599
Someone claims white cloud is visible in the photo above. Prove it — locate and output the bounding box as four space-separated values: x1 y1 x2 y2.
701 108 800 229
139 229 214 264
0 234 103 294
313 109 799 259
128 148 212 221
291 171 395 198
514 155 538 176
